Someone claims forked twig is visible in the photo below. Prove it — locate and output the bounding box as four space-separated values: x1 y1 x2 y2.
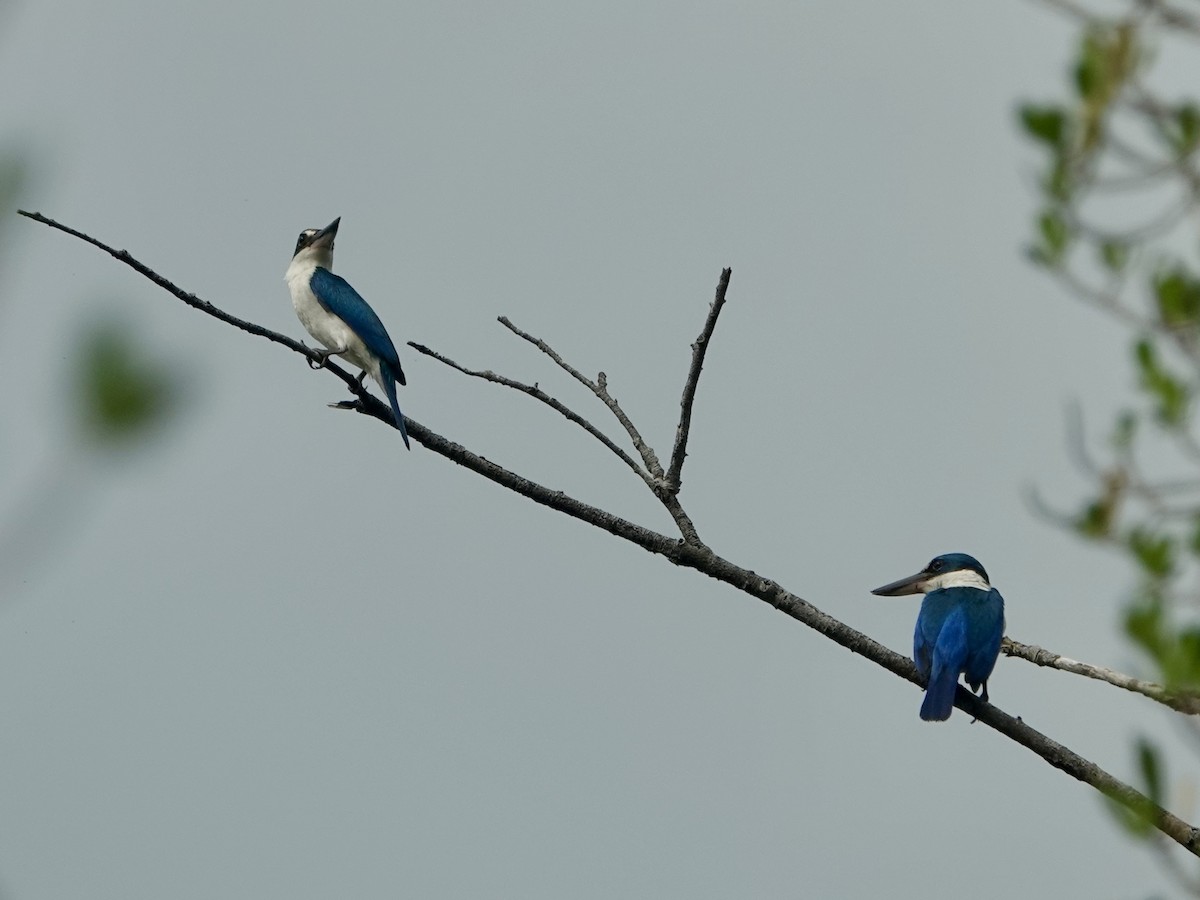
407 340 648 481
498 316 666 478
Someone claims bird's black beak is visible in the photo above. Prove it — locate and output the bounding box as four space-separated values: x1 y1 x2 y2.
871 570 928 597
318 217 341 239
305 217 340 253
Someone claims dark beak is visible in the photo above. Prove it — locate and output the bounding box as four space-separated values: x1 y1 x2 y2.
871 570 928 597
318 217 341 239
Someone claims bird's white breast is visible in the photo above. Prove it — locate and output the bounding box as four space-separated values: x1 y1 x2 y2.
285 259 379 377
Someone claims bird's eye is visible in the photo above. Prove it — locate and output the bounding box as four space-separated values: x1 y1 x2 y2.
928 558 942 571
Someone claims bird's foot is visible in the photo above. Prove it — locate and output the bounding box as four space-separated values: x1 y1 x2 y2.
307 347 342 370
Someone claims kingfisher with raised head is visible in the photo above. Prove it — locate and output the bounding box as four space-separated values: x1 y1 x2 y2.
872 553 1005 721
285 217 410 449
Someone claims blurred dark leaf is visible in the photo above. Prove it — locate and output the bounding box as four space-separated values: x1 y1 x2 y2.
1127 526 1175 579
1125 590 1166 661
1019 104 1068 148
74 318 180 447
1075 23 1138 151
1133 338 1189 426
1099 240 1128 273
1034 208 1071 266
1152 265 1200 331
1170 102 1200 156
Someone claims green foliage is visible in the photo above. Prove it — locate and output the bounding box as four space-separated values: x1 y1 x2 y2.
1075 22 1138 151
1030 208 1072 267
1126 526 1174 579
1152 266 1200 331
1124 589 1200 690
1169 103 1200 156
74 319 179 447
1022 3 1200 868
1019 104 1068 148
1099 240 1128 273
1133 338 1188 426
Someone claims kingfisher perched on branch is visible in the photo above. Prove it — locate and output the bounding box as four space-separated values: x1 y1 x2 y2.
872 553 1005 721
285 217 410 449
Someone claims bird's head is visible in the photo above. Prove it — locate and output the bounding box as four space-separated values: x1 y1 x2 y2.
871 552 990 596
292 217 340 268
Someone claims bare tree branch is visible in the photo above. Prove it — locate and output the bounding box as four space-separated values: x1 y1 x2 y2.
1004 637 1200 713
407 340 650 482
19 209 1200 858
498 316 666 478
666 267 731 494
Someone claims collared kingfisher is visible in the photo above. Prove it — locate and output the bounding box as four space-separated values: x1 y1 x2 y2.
872 553 1005 721
285 217 410 449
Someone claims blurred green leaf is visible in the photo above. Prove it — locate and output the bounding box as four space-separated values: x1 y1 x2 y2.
1171 102 1200 156
1125 591 1166 660
1152 265 1200 331
1174 628 1200 687
1133 337 1189 426
1033 209 1071 266
1127 526 1175 579
1074 33 1104 100
1075 24 1139 151
1019 104 1068 148
1075 498 1116 538
74 318 179 447
1099 240 1128 273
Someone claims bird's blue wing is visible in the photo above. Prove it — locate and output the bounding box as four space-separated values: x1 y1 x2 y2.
310 267 406 385
921 605 969 721
964 588 1005 692
914 592 955 679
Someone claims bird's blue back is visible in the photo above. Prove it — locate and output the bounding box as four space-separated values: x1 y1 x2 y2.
914 586 1004 719
310 266 406 384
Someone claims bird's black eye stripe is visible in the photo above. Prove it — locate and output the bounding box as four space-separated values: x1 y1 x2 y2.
928 558 942 572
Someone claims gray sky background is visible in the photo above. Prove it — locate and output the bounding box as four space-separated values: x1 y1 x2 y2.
1 1 1194 897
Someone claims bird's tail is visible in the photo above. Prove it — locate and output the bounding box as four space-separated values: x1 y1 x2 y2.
920 665 958 722
381 368 411 450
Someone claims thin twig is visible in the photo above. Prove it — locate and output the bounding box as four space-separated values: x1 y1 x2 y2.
666 268 731 494
20 209 1200 857
407 340 649 481
498 316 666 478
407 339 704 542
1004 637 1200 714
